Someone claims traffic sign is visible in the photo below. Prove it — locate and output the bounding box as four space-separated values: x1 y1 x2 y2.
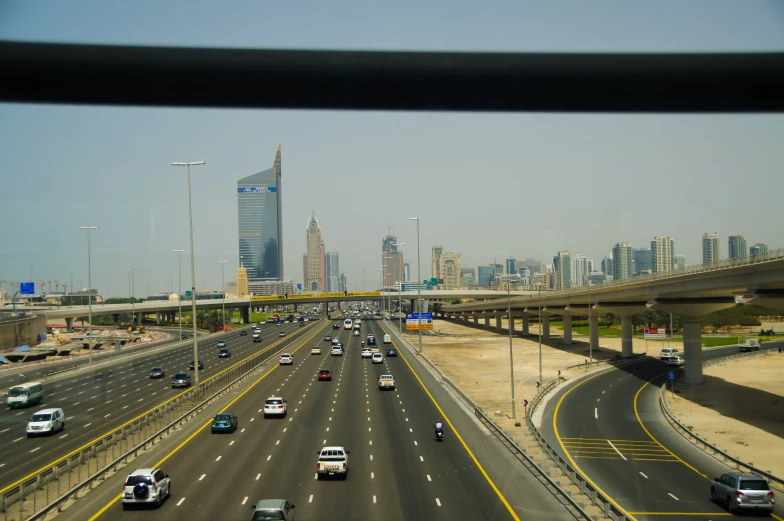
406 312 433 330
185 290 192 297
20 282 34 295
668 371 675 380
296 283 302 290
644 328 667 340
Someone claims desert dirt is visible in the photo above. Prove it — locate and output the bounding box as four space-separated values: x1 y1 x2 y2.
667 353 784 479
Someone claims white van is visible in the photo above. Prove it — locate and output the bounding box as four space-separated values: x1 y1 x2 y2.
27 407 65 437
383 334 392 344
6 382 44 408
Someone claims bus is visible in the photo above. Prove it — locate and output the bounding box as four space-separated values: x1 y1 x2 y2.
6 382 44 408
343 319 353 330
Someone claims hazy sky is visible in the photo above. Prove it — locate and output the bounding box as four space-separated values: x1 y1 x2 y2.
1 0 783 296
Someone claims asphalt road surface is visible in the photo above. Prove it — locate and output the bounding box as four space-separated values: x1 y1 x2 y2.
49 318 574 521
0 320 311 493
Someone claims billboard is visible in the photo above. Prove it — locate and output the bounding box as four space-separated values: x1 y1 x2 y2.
406 312 433 330
237 187 277 193
644 328 667 340
20 282 34 295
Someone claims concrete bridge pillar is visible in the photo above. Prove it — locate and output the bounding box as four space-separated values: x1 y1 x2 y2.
241 306 250 324
484 316 490 327
495 314 502 334
682 320 703 384
136 313 143 326
542 315 551 340
620 315 634 358
156 312 161 324
521 315 529 335
562 314 572 345
65 317 74 331
589 315 599 355
473 315 479 325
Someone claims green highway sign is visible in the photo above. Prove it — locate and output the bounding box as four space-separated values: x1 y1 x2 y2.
185 290 192 297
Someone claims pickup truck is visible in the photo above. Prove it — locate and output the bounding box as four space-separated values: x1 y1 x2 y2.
316 446 349 480
378 374 395 390
738 338 761 352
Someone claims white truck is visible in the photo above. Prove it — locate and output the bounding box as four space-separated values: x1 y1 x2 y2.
378 374 395 390
738 338 761 352
316 446 349 480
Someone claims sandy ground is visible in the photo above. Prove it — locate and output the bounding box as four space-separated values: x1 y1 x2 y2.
411 318 652 427
667 353 784 479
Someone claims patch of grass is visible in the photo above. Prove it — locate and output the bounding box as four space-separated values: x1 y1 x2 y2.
572 326 622 336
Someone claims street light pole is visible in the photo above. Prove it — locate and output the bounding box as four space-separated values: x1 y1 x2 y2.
173 160 205 390
508 284 516 418
219 261 227 330
408 217 422 354
173 250 185 339
538 286 542 388
78 226 98 364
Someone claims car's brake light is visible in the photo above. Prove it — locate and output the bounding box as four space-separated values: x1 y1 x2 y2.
735 491 745 497
768 491 775 497
342 462 346 470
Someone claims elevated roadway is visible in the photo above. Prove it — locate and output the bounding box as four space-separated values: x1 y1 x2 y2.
539 346 784 521
0 321 311 494
441 250 784 384
49 320 573 521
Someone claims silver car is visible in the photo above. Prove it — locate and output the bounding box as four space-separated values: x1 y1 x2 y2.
711 472 774 514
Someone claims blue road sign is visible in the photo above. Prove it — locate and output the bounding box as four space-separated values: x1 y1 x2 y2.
20 282 34 295
296 283 302 290
410 312 433 320
668 371 675 380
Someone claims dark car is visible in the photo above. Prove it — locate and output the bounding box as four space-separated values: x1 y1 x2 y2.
367 337 377 346
386 349 397 357
171 371 191 388
254 336 262 342
149 367 165 379
333 323 340 330
180 333 189 339
318 369 332 381
240 330 248 336
279 331 286 337
219 349 231 358
211 413 238 433
299 321 305 327
190 360 204 371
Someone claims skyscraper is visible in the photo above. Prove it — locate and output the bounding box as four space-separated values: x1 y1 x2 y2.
750 243 768 256
702 233 720 264
572 254 589 287
612 243 633 280
651 236 674 273
403 263 410 281
728 235 747 259
601 253 613 276
431 245 443 279
477 265 496 288
553 251 571 289
632 248 652 275
305 213 324 291
237 144 283 292
505 258 516 276
674 254 686 270
325 252 340 292
439 252 461 290
382 233 403 288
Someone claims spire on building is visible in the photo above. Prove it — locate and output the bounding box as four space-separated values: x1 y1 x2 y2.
274 142 281 175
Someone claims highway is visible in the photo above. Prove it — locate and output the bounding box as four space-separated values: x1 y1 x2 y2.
540 342 784 521
50 316 573 521
0 320 311 493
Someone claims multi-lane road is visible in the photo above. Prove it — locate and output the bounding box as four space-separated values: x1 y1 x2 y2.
46 318 575 521
0 320 310 492
540 342 784 521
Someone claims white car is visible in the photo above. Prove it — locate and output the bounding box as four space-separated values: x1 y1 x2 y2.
331 337 340 345
122 468 171 509
361 348 372 358
331 346 344 356
372 353 384 364
311 346 322 355
316 446 350 480
26 408 65 437
264 397 287 417
279 354 293 365
353 330 360 336
665 356 685 366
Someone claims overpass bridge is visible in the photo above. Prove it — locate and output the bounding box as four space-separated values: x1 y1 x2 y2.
31 289 531 329
439 249 784 384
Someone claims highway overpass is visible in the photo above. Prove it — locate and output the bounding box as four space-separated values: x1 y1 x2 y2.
439 249 784 384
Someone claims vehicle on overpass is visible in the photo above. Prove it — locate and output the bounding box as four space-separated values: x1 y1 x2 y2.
26 407 65 436
316 446 350 480
149 367 165 379
249 499 296 521
344 318 353 330
738 338 761 352
171 371 191 388
121 468 171 509
263 397 287 418
211 413 238 433
6 381 44 408
378 375 395 390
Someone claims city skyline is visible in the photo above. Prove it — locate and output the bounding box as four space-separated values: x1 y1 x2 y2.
2 2 783 295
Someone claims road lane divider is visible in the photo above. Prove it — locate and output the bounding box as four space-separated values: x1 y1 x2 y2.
1 321 325 520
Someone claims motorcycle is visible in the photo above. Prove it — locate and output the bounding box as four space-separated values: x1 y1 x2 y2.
434 428 444 442
361 341 365 346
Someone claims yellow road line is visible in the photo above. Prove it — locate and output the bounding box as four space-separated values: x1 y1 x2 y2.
86 323 326 520
560 437 658 443
380 324 521 521
631 458 679 462
633 374 709 479
553 369 638 521
0 327 305 495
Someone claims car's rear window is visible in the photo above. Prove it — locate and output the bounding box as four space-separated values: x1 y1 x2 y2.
252 511 285 521
174 373 188 379
126 476 152 486
266 399 283 405
739 479 770 491
215 414 232 421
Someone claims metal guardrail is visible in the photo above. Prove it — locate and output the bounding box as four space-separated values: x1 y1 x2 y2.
0 314 38 326
0 322 318 521
565 353 646 371
659 349 784 492
524 379 632 521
